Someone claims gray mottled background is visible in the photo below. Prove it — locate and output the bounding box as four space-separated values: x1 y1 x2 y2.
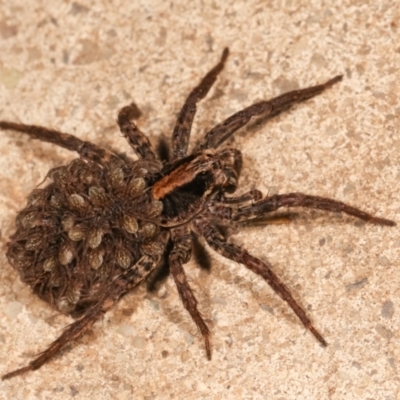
0 1 399 399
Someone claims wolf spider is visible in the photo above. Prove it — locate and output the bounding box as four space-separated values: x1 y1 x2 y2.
0 48 395 380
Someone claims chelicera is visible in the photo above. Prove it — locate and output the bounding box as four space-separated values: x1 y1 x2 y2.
0 48 394 379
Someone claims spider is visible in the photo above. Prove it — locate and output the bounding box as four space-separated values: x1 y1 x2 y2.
0 48 395 380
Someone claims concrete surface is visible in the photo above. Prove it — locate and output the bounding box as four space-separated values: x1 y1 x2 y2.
0 1 399 399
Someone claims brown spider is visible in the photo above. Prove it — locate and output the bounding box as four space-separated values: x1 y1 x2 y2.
0 48 395 380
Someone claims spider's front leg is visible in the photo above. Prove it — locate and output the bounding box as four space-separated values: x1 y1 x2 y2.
233 192 396 226
193 218 327 346
169 226 212 358
171 48 229 160
198 75 343 150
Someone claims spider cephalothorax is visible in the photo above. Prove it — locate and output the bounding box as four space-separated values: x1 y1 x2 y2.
0 48 394 380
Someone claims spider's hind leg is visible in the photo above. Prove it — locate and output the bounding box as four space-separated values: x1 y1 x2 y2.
194 218 327 346
1 254 161 380
2 301 105 380
0 121 116 163
169 226 212 358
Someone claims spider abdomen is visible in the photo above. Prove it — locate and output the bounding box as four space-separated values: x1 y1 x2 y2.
7 156 164 317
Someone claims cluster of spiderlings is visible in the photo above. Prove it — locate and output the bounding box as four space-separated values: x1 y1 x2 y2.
7 156 164 317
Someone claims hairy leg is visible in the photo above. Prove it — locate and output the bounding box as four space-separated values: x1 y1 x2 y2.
2 255 158 380
233 192 395 226
221 189 263 204
117 104 157 160
0 121 117 163
169 226 211 358
198 75 342 150
193 218 327 346
2 300 106 380
172 48 229 160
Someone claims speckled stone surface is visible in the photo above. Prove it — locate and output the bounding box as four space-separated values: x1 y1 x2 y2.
0 1 399 399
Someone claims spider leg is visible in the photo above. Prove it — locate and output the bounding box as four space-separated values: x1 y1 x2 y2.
1 255 159 380
117 104 157 160
221 189 263 204
205 191 263 221
2 301 106 380
169 226 211 358
193 217 327 346
198 75 343 150
171 48 229 160
0 121 117 163
233 192 396 226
